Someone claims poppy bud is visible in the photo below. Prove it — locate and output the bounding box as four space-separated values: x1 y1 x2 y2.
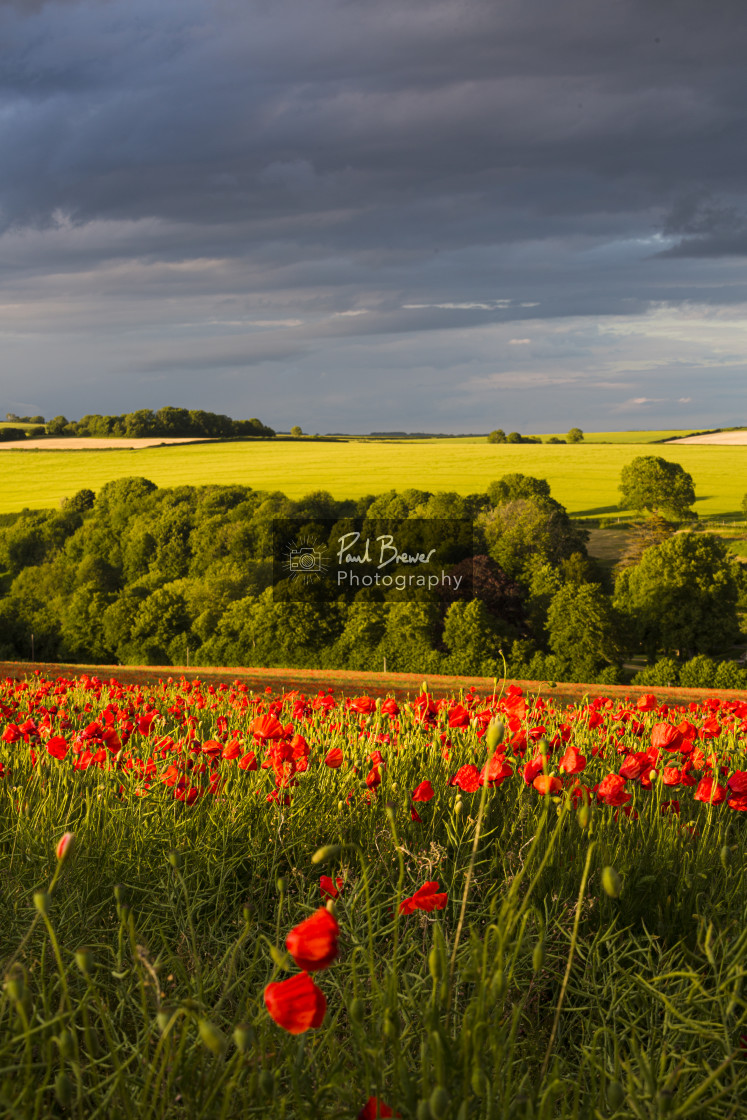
113 884 126 904
490 969 505 1001
454 799 464 817
54 1071 73 1109
577 803 590 829
275 877 286 894
33 891 51 916
471 1067 486 1097
269 945 292 971
429 1086 450 1119
383 1009 399 1040
55 832 75 863
74 947 93 976
311 844 342 865
532 942 544 973
242 902 252 925
486 721 505 751
325 898 336 916
607 1080 624 1110
337 801 344 812
57 1030 74 1059
198 1018 227 1056
720 845 730 871
167 850 183 870
233 1023 254 1052
349 998 365 1026
4 974 25 1002
157 1009 172 1034
601 866 622 899
259 1069 275 1096
428 946 442 981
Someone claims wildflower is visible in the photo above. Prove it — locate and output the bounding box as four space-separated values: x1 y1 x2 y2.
650 723 683 753
46 737 69 761
56 832 75 862
358 1098 399 1119
286 907 340 971
325 748 343 768
399 881 448 915
532 774 562 795
264 971 326 1034
411 780 434 802
450 764 480 792
319 875 344 900
694 777 727 805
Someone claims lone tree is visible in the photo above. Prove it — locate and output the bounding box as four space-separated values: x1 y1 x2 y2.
566 427 584 443
619 456 696 520
290 425 303 437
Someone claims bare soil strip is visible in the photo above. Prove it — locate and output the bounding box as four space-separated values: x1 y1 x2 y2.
2 660 743 706
0 437 211 451
669 431 747 445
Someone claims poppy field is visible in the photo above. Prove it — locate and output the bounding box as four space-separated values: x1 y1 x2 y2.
2 672 747 1118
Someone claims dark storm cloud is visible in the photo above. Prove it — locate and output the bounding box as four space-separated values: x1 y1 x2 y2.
1 0 746 431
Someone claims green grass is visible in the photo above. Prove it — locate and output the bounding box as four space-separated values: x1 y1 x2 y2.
0 437 745 518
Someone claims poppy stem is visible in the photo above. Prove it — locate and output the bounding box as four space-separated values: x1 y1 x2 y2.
539 839 596 1080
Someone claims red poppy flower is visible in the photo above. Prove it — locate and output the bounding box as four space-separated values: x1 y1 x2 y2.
319 875 344 899
660 800 680 816
728 770 747 793
558 745 586 775
381 698 399 717
410 805 423 823
618 752 650 781
480 755 513 787
286 907 340 971
202 739 222 756
596 773 631 806
533 774 562 795
325 748 343 768
636 694 657 711
694 777 727 804
1 724 21 743
450 764 480 792
238 751 258 771
358 1098 399 1119
728 793 747 812
251 714 286 741
264 971 326 1034
222 740 242 760
399 881 448 915
46 736 69 761
349 696 377 715
651 723 682 753
411 780 434 802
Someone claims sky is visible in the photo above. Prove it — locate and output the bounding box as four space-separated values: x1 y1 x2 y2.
1 0 746 434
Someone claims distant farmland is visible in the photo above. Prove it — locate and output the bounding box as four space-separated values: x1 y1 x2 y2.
0 434 745 518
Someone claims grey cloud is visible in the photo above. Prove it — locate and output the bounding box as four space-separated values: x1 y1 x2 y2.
1 0 747 431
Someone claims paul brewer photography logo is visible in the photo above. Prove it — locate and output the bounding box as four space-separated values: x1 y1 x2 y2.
273 518 473 601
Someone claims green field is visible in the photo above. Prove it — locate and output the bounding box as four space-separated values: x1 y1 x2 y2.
0 436 745 518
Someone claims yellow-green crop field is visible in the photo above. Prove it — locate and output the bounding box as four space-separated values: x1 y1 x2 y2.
0 436 745 518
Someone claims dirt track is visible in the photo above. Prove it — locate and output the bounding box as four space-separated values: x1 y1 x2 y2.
1 660 743 706
0 437 210 451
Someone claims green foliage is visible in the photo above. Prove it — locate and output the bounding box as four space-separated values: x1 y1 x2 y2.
545 582 625 680
486 428 506 443
619 455 696 520
615 532 740 658
566 427 584 443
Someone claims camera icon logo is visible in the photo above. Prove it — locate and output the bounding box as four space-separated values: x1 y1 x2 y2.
288 545 323 573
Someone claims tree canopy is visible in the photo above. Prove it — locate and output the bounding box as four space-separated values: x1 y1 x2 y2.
614 531 740 658
619 456 696 520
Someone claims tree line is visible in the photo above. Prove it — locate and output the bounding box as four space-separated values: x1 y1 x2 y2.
3 407 275 440
0 456 745 687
